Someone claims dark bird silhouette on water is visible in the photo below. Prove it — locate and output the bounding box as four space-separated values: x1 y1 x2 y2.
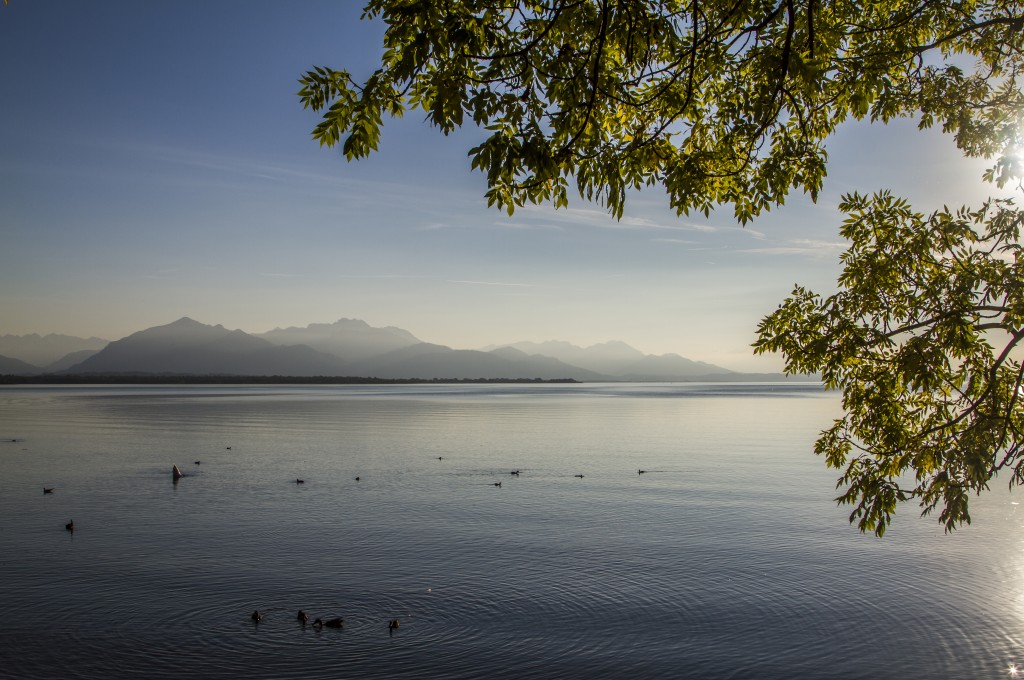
194 461 201 465
638 469 646 474
493 482 502 487
313 617 343 629
355 476 360 481
297 610 309 624
389 619 400 635
65 519 74 532
510 470 520 476
296 479 304 484
43 487 54 494
251 610 262 623
574 474 585 478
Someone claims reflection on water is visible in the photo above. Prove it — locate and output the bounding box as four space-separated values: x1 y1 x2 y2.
0 383 1021 679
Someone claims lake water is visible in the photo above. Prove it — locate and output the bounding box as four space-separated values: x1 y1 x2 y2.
1 383 1022 679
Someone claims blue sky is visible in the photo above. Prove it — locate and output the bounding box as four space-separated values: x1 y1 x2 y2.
0 2 1008 371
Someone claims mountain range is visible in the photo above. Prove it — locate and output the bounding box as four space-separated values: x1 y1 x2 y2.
0 317 791 381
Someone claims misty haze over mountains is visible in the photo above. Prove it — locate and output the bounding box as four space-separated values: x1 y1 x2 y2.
0 317 794 381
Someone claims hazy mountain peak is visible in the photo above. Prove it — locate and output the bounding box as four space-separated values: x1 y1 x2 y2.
0 332 109 367
586 340 643 353
64 318 347 376
257 317 420 361
165 317 225 331
490 339 645 363
129 318 230 342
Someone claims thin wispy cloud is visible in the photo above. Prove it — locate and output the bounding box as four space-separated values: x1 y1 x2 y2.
335 274 438 280
487 219 565 231
740 238 847 257
512 203 772 239
77 136 478 208
650 238 701 245
447 279 537 288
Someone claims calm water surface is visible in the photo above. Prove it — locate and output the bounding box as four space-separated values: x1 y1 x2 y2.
1 383 1022 678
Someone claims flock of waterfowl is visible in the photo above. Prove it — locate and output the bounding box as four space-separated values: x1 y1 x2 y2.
41 443 422 635
249 610 400 635
48 450 655 538
40 440 657 637
51 456 655 535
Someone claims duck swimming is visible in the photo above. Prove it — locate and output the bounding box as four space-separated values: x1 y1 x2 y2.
388 619 400 635
65 519 74 531
43 487 54 494
251 610 263 623
297 610 309 624
313 617 343 629
296 479 305 484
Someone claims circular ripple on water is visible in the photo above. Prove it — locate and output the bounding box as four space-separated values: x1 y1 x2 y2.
87 585 499 679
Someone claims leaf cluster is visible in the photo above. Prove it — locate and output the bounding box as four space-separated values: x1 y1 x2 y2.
299 0 1024 221
755 192 1024 535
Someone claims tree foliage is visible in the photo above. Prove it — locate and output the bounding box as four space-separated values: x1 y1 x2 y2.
301 1 1024 533
300 0 1023 221
754 193 1023 535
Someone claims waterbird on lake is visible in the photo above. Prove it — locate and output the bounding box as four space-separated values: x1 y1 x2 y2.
638 469 646 474
510 470 520 475
226 447 232 450
297 610 309 624
43 487 54 494
194 461 201 465
574 474 585 478
493 482 502 487
172 465 183 481
65 519 74 531
355 476 360 481
313 617 343 629
251 610 262 623
296 478 305 484
389 619 400 635
437 456 444 460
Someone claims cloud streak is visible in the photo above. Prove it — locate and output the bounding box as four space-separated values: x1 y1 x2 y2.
447 279 537 288
739 238 847 257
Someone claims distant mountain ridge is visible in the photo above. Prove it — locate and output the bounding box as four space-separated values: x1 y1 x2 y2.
0 316 789 381
67 317 348 376
0 332 108 367
485 340 734 380
257 318 420 361
0 354 41 375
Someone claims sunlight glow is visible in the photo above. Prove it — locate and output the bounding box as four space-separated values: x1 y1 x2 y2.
1009 662 1019 676
1010 144 1024 168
